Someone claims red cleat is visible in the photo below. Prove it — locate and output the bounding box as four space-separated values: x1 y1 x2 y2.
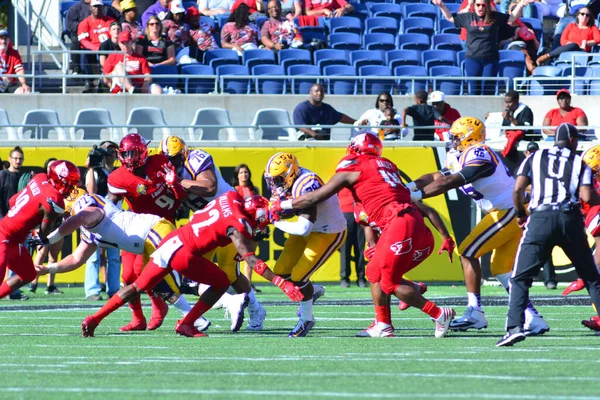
147 297 169 331
81 316 99 337
582 316 600 331
120 318 147 332
399 282 428 311
175 320 208 338
562 279 585 296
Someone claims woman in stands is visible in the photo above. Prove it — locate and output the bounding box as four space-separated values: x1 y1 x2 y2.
434 0 533 95
120 0 143 40
186 6 219 62
542 89 589 139
162 0 190 54
220 4 259 56
136 15 176 66
354 92 398 136
536 6 600 66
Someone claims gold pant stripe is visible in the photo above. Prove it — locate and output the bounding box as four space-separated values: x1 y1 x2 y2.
300 229 347 282
461 208 516 258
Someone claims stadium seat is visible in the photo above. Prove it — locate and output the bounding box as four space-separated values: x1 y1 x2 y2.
253 64 286 94
0 109 19 140
432 34 462 52
242 49 276 70
397 33 430 51
369 3 402 19
588 67 600 95
249 108 297 140
403 3 436 19
528 66 562 95
71 108 119 141
125 107 171 141
314 49 350 72
350 50 385 69
365 17 399 35
214 13 231 28
204 49 240 69
329 33 362 50
329 16 363 34
430 65 462 95
299 26 327 43
402 17 435 37
359 65 393 95
554 51 590 66
255 15 269 31
497 58 526 93
189 108 238 141
438 19 460 35
422 49 456 71
443 3 461 14
457 49 466 69
216 64 251 94
200 16 217 30
323 65 358 95
364 33 396 51
150 64 179 88
19 110 68 140
60 1 78 39
521 18 543 41
278 48 312 71
288 64 321 94
394 65 428 94
387 49 421 69
181 64 216 94
499 50 526 62
561 65 587 95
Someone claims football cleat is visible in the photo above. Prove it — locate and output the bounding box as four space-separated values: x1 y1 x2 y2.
81 316 99 337
562 279 585 296
194 316 211 332
147 297 169 331
496 330 526 347
297 284 325 317
523 313 550 336
356 320 394 338
175 320 207 338
582 315 600 331
398 282 428 311
120 318 147 332
246 304 267 331
288 319 316 338
224 293 249 332
433 307 455 338
449 306 488 331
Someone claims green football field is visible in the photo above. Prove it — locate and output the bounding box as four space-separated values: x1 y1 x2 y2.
1 284 599 400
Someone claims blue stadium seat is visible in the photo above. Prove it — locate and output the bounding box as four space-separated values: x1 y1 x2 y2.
364 33 396 51
150 65 179 88
253 65 286 94
587 67 600 95
278 48 312 71
369 3 402 19
359 65 393 94
443 3 461 13
204 49 239 69
214 14 231 28
403 3 437 19
499 50 526 62
329 33 362 50
528 66 562 95
438 19 460 35
329 16 363 34
387 49 421 69
429 65 462 95
350 50 385 69
432 34 462 52
422 49 456 71
200 16 217 30
561 64 587 95
288 64 321 94
457 50 466 69
242 49 276 70
299 26 327 43
402 17 435 36
216 65 250 94
555 51 590 66
255 16 269 31
397 33 430 51
521 18 543 42
324 65 358 95
314 49 349 72
497 58 526 93
181 64 215 94
394 65 428 94
365 17 399 35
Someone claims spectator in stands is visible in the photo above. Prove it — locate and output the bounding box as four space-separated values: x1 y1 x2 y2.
231 0 265 22
495 90 533 170
500 20 539 75
99 21 122 70
112 0 154 15
542 89 588 139
355 92 397 136
120 0 144 40
187 6 219 62
141 0 170 29
220 4 259 55
434 0 532 95
163 0 190 53
261 0 296 52
304 0 354 18
293 83 356 140
77 0 117 93
103 30 163 94
0 30 30 94
428 91 461 141
537 7 600 66
378 107 401 140
136 16 177 66
338 187 366 289
281 0 302 20
401 89 448 141
197 0 236 16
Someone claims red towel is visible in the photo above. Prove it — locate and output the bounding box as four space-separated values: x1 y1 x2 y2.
501 130 525 158
297 15 320 27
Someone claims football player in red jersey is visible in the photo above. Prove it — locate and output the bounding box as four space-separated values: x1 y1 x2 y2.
0 160 80 299
81 193 303 338
107 133 187 332
271 134 457 338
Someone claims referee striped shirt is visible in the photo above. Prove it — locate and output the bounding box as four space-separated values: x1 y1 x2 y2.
517 146 593 210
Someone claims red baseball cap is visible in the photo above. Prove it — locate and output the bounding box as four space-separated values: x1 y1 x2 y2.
556 88 571 98
118 30 132 43
186 6 200 20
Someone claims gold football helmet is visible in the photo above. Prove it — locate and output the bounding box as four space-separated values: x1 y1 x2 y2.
449 117 486 152
264 152 300 194
583 145 600 175
159 135 189 172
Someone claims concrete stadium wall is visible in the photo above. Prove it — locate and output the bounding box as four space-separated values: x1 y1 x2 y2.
5 94 599 132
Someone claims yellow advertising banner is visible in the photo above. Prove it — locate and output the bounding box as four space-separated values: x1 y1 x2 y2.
5 146 463 284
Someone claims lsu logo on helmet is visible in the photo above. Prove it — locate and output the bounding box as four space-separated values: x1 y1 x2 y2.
583 145 600 175
160 136 189 159
264 152 300 193
449 117 485 153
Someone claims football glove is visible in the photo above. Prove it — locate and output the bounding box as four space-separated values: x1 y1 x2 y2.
28 235 49 248
437 237 455 262
272 276 304 302
268 199 282 222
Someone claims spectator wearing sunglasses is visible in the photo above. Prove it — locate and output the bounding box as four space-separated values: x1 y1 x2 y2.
355 92 398 136
537 7 600 65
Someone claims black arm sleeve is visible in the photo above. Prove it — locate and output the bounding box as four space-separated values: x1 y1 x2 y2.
460 163 496 184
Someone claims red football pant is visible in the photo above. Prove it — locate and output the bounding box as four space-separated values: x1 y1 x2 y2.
0 241 36 285
121 251 144 284
366 209 434 295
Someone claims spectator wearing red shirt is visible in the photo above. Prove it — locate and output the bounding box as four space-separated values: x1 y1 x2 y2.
304 0 354 18
186 6 219 62
0 30 30 94
220 4 259 55
260 0 296 52
103 30 163 94
338 187 366 288
542 89 588 140
537 7 600 66
428 91 461 141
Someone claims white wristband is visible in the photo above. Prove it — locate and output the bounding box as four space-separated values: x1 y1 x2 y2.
47 263 59 274
410 190 423 202
280 199 293 210
406 181 418 192
46 229 62 245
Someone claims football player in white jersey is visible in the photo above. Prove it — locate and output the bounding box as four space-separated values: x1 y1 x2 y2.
158 136 267 331
408 117 549 335
265 152 347 337
33 193 210 331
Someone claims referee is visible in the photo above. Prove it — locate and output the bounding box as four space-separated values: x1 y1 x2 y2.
497 123 600 347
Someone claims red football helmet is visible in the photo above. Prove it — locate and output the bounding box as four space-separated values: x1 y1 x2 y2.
48 160 81 197
119 133 149 171
347 133 383 156
243 195 271 232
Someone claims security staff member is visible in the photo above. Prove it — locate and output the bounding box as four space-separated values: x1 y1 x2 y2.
497 123 600 347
